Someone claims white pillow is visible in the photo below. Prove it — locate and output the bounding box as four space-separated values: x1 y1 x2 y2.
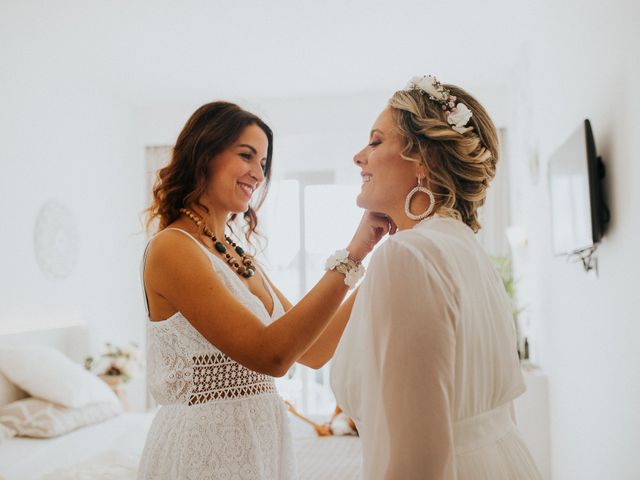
0 397 122 438
0 370 27 406
0 346 119 408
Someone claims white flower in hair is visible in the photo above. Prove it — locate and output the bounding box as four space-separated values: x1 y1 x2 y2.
407 75 447 101
405 74 474 135
447 103 473 134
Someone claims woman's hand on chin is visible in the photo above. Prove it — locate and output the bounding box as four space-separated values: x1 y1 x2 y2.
347 211 397 261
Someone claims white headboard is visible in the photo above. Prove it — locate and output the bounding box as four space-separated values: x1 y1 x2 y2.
0 325 89 407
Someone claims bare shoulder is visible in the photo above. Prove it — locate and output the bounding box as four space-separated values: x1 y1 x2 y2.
147 228 190 262
147 227 196 256
145 228 212 290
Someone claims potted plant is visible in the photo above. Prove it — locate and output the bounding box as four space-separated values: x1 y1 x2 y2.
491 256 528 361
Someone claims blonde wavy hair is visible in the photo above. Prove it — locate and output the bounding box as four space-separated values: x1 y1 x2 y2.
389 85 499 232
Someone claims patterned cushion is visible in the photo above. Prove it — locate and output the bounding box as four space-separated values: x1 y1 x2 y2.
0 422 16 443
0 397 122 438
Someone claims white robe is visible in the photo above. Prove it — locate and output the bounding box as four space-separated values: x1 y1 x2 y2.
331 216 542 480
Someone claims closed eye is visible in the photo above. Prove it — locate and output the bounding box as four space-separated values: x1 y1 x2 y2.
368 141 381 147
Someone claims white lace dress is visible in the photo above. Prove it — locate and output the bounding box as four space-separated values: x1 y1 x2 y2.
138 228 297 480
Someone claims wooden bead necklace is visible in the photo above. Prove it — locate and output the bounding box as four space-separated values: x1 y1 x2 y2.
179 208 256 279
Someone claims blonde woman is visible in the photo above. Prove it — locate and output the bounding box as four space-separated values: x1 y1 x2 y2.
330 76 543 479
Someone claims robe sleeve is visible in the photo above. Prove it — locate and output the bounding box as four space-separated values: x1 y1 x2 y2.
364 236 459 479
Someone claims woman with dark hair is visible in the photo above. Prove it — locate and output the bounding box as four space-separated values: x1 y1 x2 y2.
138 101 390 479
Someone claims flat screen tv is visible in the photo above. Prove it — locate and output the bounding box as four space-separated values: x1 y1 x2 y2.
548 119 609 256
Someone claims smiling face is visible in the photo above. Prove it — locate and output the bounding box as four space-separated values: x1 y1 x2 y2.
353 107 424 219
203 123 269 214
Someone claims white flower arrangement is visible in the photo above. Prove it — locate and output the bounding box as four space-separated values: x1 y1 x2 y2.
406 74 473 134
407 75 447 101
84 342 143 383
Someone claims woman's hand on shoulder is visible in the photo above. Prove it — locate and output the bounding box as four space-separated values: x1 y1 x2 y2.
347 211 397 261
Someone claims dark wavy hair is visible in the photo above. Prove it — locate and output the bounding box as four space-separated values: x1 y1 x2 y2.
145 101 273 246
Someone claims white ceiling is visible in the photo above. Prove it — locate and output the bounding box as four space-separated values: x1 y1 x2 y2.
2 0 538 106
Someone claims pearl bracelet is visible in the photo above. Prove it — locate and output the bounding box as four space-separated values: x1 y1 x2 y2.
324 249 366 289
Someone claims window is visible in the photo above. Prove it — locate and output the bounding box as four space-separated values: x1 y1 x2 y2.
261 173 362 415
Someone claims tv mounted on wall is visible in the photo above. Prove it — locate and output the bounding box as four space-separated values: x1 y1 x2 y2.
548 119 609 270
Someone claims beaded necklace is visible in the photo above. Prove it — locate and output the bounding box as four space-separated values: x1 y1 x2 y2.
179 208 256 279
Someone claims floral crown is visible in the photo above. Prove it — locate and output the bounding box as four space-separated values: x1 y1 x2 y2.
405 75 473 134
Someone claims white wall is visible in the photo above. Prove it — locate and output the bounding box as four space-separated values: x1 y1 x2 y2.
0 7 146 355
508 2 640 478
135 86 507 182
0 0 509 414
5 1 640 473
0 9 149 408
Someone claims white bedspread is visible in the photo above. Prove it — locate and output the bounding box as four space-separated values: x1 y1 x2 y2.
0 413 154 480
0 410 361 480
294 436 361 480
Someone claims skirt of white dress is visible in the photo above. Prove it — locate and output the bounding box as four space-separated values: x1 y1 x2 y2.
137 393 297 480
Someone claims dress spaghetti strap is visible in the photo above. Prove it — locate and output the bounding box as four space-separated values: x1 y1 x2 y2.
140 228 209 319
140 243 152 317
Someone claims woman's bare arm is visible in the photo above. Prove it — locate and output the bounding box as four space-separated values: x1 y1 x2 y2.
263 277 358 369
146 212 392 377
145 229 356 377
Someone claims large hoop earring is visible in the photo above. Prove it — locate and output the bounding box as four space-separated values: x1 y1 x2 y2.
404 177 435 221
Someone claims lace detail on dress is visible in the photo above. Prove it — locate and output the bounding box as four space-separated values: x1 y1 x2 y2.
190 352 276 405
139 229 297 479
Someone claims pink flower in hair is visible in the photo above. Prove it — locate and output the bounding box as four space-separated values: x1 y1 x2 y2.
405 75 473 135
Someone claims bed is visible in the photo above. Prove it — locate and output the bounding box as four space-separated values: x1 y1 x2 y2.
0 326 361 480
0 412 153 479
